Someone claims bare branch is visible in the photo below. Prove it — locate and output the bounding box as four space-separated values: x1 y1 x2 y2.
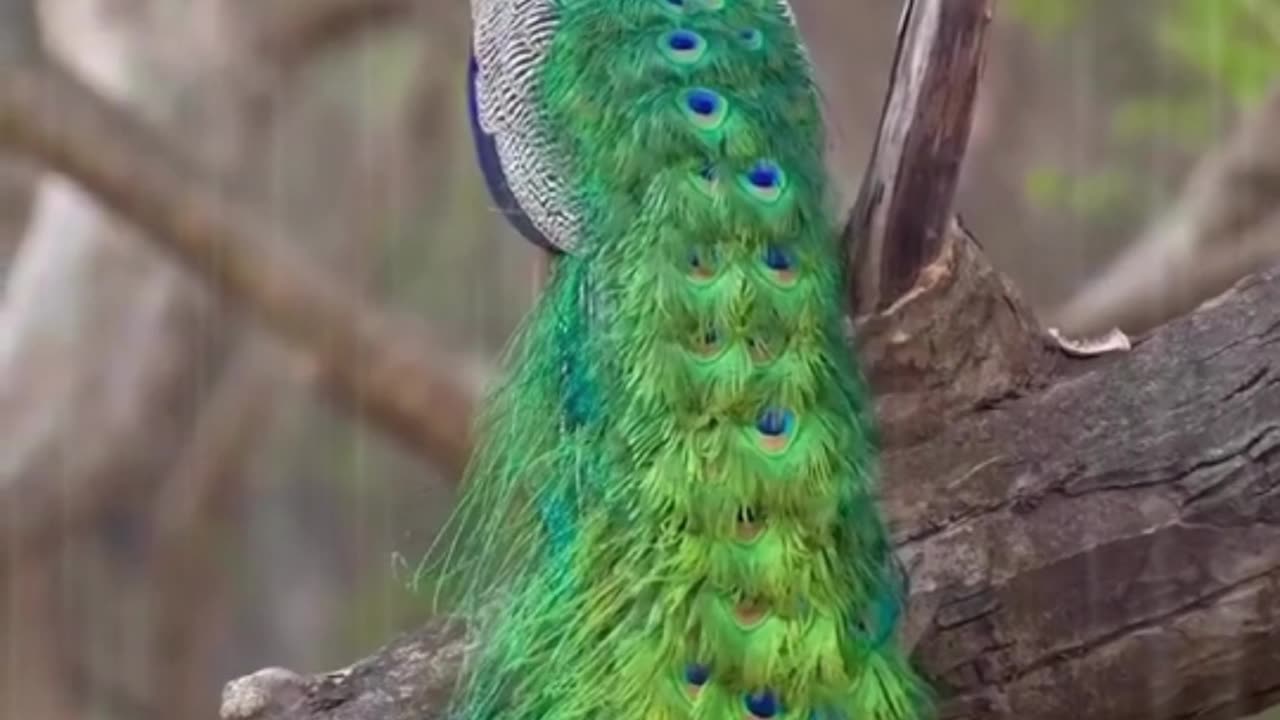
0 3 255 715
845 0 994 314
840 0 1051 434
0 58 478 477
853 218 1052 444
255 0 419 72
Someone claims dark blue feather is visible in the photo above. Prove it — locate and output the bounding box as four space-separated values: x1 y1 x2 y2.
466 53 559 252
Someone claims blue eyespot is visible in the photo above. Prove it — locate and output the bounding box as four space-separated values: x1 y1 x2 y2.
687 89 719 116
745 690 780 718
739 28 764 49
689 246 719 280
739 160 786 203
660 29 707 64
680 88 728 133
669 30 698 51
694 325 722 356
747 335 774 361
748 162 781 189
756 407 793 436
684 663 711 686
764 244 792 271
690 248 708 269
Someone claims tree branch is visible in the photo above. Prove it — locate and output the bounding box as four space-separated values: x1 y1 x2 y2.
842 0 1051 441
845 0 994 315
254 0 419 73
0 57 478 478
0 2 261 714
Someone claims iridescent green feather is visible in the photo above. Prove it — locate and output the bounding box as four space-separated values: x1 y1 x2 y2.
430 1 932 718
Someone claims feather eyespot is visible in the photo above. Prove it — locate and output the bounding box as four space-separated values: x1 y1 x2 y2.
739 160 786 204
680 88 728 131
687 89 719 115
660 29 707 64
660 0 686 12
745 690 780 718
746 336 773 362
738 28 764 50
684 663 711 687
734 597 768 627
763 244 796 284
692 159 720 197
736 507 763 541
692 325 723 357
756 407 795 452
688 246 719 281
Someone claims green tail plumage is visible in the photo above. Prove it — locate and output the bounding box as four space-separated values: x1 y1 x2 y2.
431 1 932 718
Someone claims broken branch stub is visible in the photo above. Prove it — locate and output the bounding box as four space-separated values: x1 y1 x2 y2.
840 0 1051 424
845 0 994 314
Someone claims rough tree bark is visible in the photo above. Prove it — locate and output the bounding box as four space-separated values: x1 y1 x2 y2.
842 0 1051 444
3 1 1279 719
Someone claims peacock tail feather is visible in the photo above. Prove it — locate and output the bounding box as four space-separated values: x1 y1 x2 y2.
428 1 933 718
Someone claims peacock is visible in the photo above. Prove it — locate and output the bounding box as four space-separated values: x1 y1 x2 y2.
429 0 933 718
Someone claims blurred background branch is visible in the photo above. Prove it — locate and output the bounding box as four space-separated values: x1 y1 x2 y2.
0 0 40 61
255 0 418 74
0 36 479 481
1054 81 1280 337
0 1 488 717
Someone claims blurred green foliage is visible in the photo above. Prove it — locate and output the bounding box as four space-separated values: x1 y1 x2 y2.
1161 0 1280 105
1009 0 1279 223
1007 0 1096 38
